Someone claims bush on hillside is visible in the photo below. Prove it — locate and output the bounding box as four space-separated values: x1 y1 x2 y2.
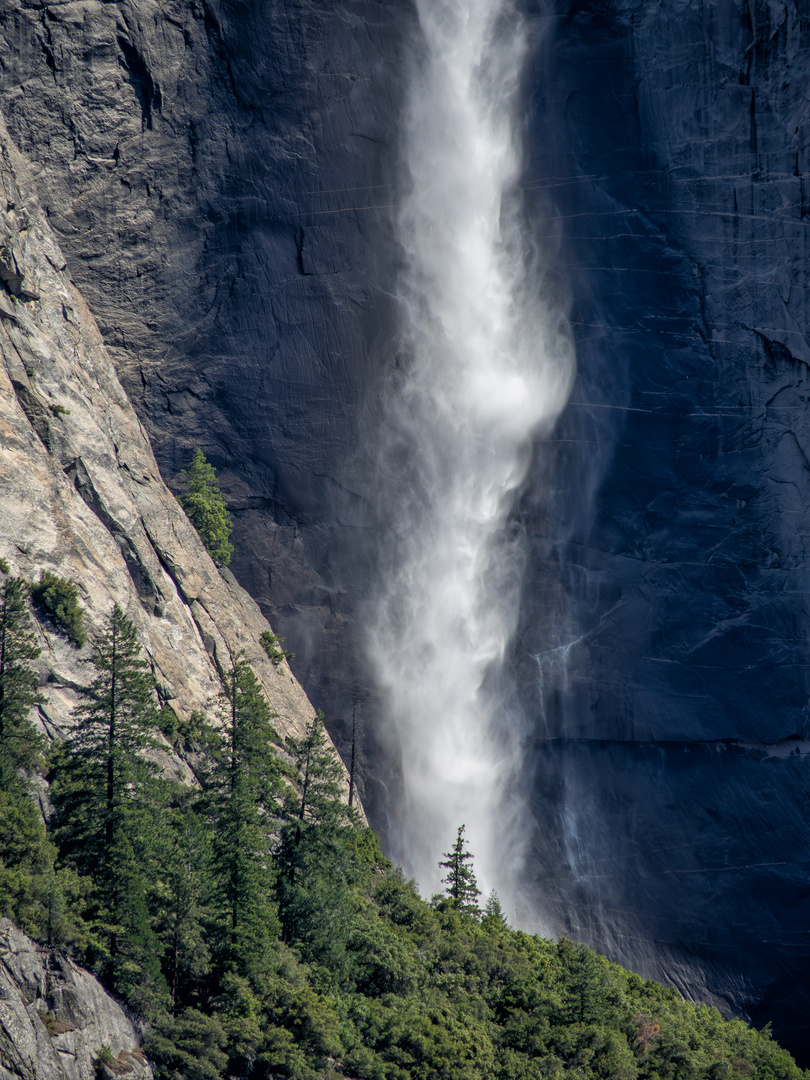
31 571 86 647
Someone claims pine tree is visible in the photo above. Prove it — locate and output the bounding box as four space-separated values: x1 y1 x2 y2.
439 825 481 917
482 889 508 932
276 711 354 894
275 713 357 964
285 712 349 831
555 938 614 1026
0 573 66 943
152 790 214 1012
51 604 166 1009
58 605 160 868
205 657 282 979
0 574 43 791
179 449 234 564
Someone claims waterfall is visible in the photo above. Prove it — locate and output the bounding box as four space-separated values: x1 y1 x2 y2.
367 0 575 917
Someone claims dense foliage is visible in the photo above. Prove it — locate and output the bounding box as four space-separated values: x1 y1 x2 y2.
31 569 86 646
0 574 805 1080
0 567 86 946
179 449 234 564
0 570 43 790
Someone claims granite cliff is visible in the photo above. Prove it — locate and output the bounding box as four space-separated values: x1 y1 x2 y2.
0 87 322 775
0 90 347 1074
0 0 408 776
0 920 152 1080
0 0 808 1065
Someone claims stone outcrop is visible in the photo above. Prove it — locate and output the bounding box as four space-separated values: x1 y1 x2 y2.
0 107 322 749
0 919 152 1080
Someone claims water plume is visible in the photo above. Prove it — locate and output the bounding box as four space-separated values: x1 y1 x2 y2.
368 0 575 918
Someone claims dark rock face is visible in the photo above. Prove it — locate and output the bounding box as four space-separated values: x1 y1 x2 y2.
518 0 810 1062
2 0 809 1063
0 0 409 774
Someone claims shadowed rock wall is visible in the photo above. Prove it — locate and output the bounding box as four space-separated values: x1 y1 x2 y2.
519 0 810 1061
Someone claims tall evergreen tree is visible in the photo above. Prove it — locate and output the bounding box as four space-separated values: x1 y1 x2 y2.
51 604 166 1009
152 789 214 1012
179 449 234 564
0 569 82 947
275 714 357 965
205 657 281 979
58 604 159 869
0 573 43 791
439 825 481 917
284 712 350 834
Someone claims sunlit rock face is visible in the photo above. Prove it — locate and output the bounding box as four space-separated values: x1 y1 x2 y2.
0 919 153 1080
518 0 810 1061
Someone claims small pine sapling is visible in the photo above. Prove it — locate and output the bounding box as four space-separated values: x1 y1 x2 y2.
482 889 508 931
178 449 234 565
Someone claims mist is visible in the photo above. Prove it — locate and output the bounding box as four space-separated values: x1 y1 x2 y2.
367 0 576 920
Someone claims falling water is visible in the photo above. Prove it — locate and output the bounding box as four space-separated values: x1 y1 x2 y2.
368 0 575 915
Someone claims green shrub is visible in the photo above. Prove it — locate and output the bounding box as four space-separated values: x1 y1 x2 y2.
157 705 217 747
157 704 180 743
95 1044 114 1066
31 571 86 646
143 1009 228 1080
178 449 234 565
260 630 295 667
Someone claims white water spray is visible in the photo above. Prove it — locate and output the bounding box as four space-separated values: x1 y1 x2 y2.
368 0 575 917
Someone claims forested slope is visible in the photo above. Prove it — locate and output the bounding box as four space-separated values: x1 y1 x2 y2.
0 572 806 1080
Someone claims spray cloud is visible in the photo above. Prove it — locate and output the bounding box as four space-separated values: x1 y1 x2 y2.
368 0 575 918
